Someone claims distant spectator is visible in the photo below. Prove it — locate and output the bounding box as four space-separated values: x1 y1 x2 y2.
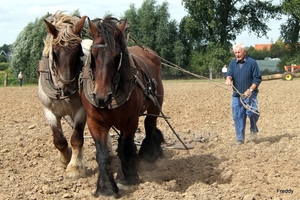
222 64 227 79
18 72 23 87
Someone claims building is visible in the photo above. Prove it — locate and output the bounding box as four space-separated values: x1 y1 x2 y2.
254 44 272 51
0 50 6 56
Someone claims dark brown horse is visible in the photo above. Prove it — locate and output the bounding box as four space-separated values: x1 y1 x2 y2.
80 16 165 197
38 11 87 179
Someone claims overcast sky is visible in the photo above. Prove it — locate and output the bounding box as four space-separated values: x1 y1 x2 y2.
0 0 284 47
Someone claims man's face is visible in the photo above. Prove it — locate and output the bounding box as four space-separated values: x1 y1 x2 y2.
233 47 246 61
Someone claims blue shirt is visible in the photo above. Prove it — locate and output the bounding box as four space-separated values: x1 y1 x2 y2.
227 56 262 97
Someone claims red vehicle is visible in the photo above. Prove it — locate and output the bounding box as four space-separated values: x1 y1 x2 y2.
282 64 300 80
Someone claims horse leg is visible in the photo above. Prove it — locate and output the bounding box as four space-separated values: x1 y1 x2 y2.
51 125 71 167
87 119 118 197
139 111 165 163
65 111 86 179
116 131 139 185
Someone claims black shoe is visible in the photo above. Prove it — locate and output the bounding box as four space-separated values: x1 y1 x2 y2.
231 140 244 146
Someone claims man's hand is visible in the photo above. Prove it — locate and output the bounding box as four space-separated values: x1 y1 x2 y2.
244 89 252 97
225 77 232 86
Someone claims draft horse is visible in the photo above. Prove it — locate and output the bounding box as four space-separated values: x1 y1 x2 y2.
80 16 165 197
38 11 87 179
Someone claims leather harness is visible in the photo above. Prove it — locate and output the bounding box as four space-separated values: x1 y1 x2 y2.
79 46 159 109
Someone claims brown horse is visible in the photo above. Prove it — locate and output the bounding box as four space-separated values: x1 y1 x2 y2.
80 16 165 197
38 11 87 179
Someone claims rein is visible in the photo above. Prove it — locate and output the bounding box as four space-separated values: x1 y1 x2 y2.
231 85 260 115
129 35 260 115
58 76 76 85
83 36 190 150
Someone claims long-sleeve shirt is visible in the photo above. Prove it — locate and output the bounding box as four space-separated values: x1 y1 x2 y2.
227 56 262 97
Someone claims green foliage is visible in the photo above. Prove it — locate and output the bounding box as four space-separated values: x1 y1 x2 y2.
190 43 231 77
124 0 186 78
280 0 300 62
182 0 281 48
0 70 19 86
0 44 11 53
9 17 47 84
5 1 298 81
270 43 283 58
0 55 6 63
0 62 9 71
247 46 270 60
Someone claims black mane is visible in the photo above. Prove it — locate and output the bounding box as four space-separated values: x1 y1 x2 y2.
94 16 121 52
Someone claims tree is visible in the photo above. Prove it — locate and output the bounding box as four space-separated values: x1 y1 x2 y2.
9 17 47 83
0 54 6 63
190 42 231 77
270 42 284 58
182 0 281 49
124 0 186 77
0 44 11 54
247 46 270 60
280 0 300 61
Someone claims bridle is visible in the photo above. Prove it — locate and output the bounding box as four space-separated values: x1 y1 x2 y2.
50 44 83 86
90 43 124 96
51 61 78 85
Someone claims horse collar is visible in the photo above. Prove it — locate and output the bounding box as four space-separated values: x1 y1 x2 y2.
38 57 77 99
80 51 137 109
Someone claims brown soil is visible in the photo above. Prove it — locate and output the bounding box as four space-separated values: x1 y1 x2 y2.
1 79 299 200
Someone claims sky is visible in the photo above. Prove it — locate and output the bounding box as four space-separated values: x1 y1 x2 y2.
0 0 285 47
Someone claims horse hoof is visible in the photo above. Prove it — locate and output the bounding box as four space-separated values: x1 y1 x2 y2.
65 166 86 179
116 168 139 185
94 185 119 198
139 147 162 163
58 149 72 168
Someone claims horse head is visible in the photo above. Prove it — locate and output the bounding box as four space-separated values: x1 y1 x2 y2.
88 16 127 107
43 13 87 97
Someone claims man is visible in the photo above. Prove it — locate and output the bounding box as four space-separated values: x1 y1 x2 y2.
222 64 227 79
18 71 23 87
225 43 262 145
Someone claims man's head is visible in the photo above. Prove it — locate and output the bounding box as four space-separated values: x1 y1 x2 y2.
233 43 247 62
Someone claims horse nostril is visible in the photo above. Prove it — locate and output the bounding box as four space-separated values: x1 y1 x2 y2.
91 92 112 107
106 92 113 104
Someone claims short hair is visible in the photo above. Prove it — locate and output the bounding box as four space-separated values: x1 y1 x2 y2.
233 42 247 51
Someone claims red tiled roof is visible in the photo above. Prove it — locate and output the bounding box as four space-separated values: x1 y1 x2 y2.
254 44 272 50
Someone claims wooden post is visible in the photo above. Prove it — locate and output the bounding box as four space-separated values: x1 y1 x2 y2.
4 72 7 86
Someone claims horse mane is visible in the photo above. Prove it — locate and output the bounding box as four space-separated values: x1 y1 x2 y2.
94 15 125 52
43 10 83 57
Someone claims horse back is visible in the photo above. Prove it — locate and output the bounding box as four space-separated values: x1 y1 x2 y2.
128 46 162 78
127 46 164 110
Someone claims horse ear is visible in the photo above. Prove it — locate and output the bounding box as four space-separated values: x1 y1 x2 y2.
44 19 59 39
88 17 98 39
118 19 127 32
73 16 87 35
115 19 127 39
